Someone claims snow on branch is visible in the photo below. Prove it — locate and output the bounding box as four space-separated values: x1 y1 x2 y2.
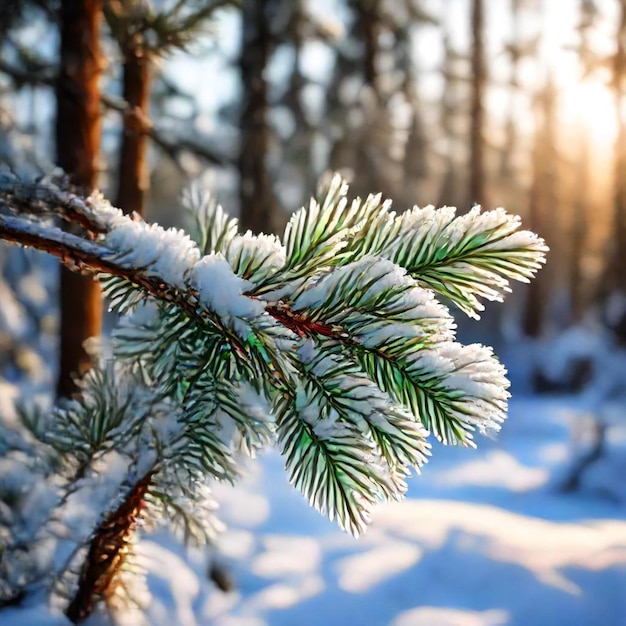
0 172 547 621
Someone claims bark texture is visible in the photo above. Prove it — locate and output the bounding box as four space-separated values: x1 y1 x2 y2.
469 0 487 208
55 0 103 397
114 36 151 216
238 0 277 234
65 472 153 623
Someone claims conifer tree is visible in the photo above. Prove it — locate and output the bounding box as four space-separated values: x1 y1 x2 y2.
55 0 104 398
0 172 546 622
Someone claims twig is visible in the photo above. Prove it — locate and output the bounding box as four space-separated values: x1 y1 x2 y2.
65 471 155 623
0 176 107 234
0 213 199 318
0 59 54 88
0 62 233 168
104 94 234 168
0 179 339 343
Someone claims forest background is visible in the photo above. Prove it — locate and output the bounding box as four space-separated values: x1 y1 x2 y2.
3 0 626 371
1 1 626 624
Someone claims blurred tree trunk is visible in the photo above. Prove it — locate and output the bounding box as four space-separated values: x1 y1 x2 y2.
396 16 429 201
352 0 397 198
238 0 277 234
114 34 150 217
437 34 465 209
55 0 103 398
351 0 380 92
469 0 488 208
570 131 590 322
569 0 597 321
606 0 626 295
282 0 317 199
500 0 520 178
522 77 558 337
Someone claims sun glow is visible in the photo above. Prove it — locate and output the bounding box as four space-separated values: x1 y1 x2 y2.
561 80 617 145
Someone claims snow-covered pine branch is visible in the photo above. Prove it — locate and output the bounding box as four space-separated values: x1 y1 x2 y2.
0 172 547 622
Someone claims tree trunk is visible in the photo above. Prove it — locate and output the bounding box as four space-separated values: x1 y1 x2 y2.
569 0 596 321
437 35 464 209
499 0 520 178
65 471 153 623
55 0 103 398
238 0 277 234
469 0 488 208
570 129 590 322
352 0 380 91
114 40 151 216
522 78 558 338
608 0 626 294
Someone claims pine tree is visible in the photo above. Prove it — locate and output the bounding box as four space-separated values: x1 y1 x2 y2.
0 172 547 622
469 0 488 208
55 0 105 398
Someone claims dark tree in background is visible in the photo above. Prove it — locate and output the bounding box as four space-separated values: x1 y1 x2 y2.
55 0 104 397
238 0 278 233
469 0 487 208
352 0 380 92
107 1 153 217
608 0 626 297
437 32 466 209
349 0 392 198
569 0 597 322
500 0 522 179
523 76 558 338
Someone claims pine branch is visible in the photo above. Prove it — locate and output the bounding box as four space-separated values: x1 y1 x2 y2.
0 173 547 562
65 471 154 624
0 212 199 318
0 175 108 234
347 204 548 318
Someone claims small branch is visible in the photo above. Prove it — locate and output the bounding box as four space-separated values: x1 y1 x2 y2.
0 213 106 263
0 61 233 168
0 59 55 88
0 179 336 343
0 212 198 319
265 302 339 339
65 471 154 623
0 175 107 234
102 93 234 168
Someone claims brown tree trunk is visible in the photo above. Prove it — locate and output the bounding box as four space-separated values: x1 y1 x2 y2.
437 35 465 209
55 0 103 398
238 0 277 234
469 0 488 208
500 0 520 178
570 129 590 322
115 41 151 216
569 0 595 321
522 77 558 338
608 0 626 294
352 0 380 91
